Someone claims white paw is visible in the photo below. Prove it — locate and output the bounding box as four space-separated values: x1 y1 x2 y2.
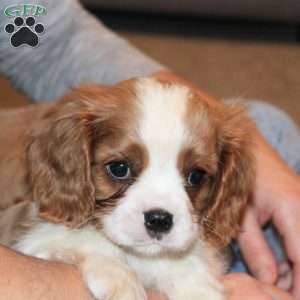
82 256 146 300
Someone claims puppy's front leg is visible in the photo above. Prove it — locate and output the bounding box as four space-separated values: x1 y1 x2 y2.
39 250 147 300
16 247 146 300
80 254 147 300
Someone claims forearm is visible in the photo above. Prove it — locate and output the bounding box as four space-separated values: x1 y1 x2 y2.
0 0 164 101
0 245 93 300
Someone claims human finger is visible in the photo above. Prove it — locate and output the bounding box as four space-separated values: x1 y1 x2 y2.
238 208 278 284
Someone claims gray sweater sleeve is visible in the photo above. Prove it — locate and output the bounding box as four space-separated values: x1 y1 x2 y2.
0 0 165 101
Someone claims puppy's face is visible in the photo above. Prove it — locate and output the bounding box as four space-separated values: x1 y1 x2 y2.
27 78 253 256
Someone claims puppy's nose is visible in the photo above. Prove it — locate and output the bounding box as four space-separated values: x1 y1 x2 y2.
144 209 173 237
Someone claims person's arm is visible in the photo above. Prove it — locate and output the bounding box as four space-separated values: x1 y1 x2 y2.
0 245 94 300
0 0 164 101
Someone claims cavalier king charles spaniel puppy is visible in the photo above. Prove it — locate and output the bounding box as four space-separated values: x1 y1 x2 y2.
0 77 254 300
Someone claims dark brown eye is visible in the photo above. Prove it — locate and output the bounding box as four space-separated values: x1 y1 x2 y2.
106 160 131 180
187 169 207 186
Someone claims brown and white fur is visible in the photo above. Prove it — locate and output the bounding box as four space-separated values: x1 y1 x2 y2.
0 78 254 300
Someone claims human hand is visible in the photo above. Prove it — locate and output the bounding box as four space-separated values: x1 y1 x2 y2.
147 274 293 300
147 290 167 300
222 273 293 300
238 132 300 299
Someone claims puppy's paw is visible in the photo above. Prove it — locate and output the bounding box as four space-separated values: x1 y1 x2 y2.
81 256 146 300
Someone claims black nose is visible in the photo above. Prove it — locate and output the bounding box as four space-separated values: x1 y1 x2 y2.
144 209 173 236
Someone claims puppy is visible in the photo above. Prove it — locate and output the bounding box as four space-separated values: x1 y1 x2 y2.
0 77 254 300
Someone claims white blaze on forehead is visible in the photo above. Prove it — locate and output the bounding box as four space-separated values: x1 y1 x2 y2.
135 78 190 164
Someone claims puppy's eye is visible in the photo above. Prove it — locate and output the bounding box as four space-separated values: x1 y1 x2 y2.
187 169 207 186
106 160 131 180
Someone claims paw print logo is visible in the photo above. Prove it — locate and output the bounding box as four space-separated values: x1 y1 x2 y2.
5 16 45 48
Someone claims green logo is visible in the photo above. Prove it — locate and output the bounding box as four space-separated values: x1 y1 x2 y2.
4 4 47 18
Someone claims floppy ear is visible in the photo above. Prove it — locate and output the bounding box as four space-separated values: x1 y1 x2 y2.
26 81 137 226
26 96 97 226
203 105 255 247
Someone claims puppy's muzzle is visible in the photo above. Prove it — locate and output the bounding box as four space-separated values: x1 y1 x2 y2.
144 209 173 240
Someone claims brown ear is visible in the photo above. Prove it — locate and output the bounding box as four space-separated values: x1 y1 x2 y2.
203 104 255 247
26 97 96 226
